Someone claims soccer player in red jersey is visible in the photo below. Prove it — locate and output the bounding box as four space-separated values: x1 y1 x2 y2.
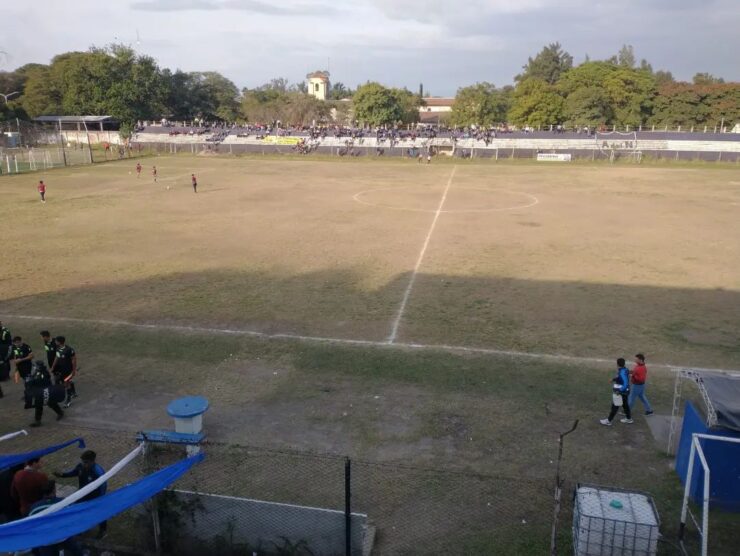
191 174 197 193
38 181 46 203
136 162 142 178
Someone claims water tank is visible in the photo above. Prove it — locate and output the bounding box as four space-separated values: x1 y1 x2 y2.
573 484 659 556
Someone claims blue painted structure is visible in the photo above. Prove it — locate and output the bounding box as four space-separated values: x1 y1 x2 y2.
675 401 740 512
167 395 209 418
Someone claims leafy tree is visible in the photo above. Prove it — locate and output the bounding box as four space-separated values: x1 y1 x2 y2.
18 65 61 117
516 43 573 84
293 81 308 94
508 78 564 127
449 82 508 126
617 44 636 68
259 77 290 92
653 70 674 87
650 82 740 128
562 87 612 127
692 72 724 85
558 61 656 127
329 82 352 100
352 82 419 126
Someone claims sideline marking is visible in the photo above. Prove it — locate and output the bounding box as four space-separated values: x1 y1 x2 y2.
387 166 457 343
352 185 539 213
5 313 737 373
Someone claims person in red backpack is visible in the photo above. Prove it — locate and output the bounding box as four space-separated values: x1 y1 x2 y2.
628 353 653 416
38 180 46 203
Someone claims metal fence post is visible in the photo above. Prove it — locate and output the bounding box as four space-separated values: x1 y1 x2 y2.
345 457 352 556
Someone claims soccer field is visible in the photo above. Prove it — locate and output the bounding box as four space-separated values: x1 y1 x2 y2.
1 156 739 368
1 156 739 553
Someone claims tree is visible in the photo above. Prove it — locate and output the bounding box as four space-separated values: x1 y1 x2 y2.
562 87 612 128
653 70 674 87
352 82 413 126
650 82 740 128
558 61 656 127
692 72 724 85
449 82 508 126
329 82 352 100
508 78 564 127
617 45 636 68
259 77 290 92
516 43 573 84
18 65 61 117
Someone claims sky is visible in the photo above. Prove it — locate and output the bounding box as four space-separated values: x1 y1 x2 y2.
2 0 739 96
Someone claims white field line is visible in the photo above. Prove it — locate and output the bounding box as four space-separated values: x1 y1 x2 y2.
4 312 738 373
387 165 457 343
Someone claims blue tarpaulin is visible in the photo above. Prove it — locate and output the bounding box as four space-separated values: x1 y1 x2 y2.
0 437 85 472
0 453 204 551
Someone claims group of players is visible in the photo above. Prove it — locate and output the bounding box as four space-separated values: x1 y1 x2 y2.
0 321 78 427
34 162 199 203
134 162 198 192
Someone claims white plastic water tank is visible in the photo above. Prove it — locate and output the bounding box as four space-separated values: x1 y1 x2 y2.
573 485 659 556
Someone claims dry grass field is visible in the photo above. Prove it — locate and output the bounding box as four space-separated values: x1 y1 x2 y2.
1 155 738 554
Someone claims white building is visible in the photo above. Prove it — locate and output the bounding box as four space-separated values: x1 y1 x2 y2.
419 98 455 124
307 71 330 101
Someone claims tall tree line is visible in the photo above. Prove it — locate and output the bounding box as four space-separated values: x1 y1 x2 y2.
1 42 738 130
452 43 738 129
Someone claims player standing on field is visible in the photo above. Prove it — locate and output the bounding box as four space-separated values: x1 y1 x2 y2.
38 181 46 203
191 173 197 193
40 331 57 367
49 336 78 408
136 162 142 178
152 166 158 182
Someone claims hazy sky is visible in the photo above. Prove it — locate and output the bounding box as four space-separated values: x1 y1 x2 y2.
2 0 738 95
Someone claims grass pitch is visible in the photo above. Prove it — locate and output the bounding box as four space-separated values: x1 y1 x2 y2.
1 155 739 554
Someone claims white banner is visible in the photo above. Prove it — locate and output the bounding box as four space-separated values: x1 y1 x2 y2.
536 153 572 162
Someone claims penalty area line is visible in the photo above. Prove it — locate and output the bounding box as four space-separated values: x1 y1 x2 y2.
4 313 737 373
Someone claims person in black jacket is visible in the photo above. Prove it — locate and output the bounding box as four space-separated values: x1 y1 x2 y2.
40 331 57 368
26 360 65 427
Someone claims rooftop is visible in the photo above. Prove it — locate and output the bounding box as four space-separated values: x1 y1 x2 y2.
34 115 115 123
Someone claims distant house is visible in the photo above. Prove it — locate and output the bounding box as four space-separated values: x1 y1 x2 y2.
419 97 455 124
307 71 331 101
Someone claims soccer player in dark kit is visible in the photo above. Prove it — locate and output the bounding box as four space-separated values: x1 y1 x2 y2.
136 162 142 178
40 331 57 367
26 360 65 426
191 173 198 193
11 337 34 406
49 336 77 407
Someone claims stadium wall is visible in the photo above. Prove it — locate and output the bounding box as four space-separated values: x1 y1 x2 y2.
130 135 740 162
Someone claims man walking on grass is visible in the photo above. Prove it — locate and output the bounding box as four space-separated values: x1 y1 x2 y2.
629 353 654 416
192 173 198 193
49 335 77 407
38 180 46 203
600 358 633 425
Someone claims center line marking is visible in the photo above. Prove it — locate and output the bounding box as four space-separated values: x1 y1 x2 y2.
387 165 457 344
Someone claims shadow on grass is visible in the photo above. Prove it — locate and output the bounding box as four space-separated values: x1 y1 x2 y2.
1 267 739 369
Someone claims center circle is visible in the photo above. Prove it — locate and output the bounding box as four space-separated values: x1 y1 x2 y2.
352 185 538 213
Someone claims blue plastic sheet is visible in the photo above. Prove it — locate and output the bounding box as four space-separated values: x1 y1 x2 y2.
0 453 204 551
0 437 85 472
